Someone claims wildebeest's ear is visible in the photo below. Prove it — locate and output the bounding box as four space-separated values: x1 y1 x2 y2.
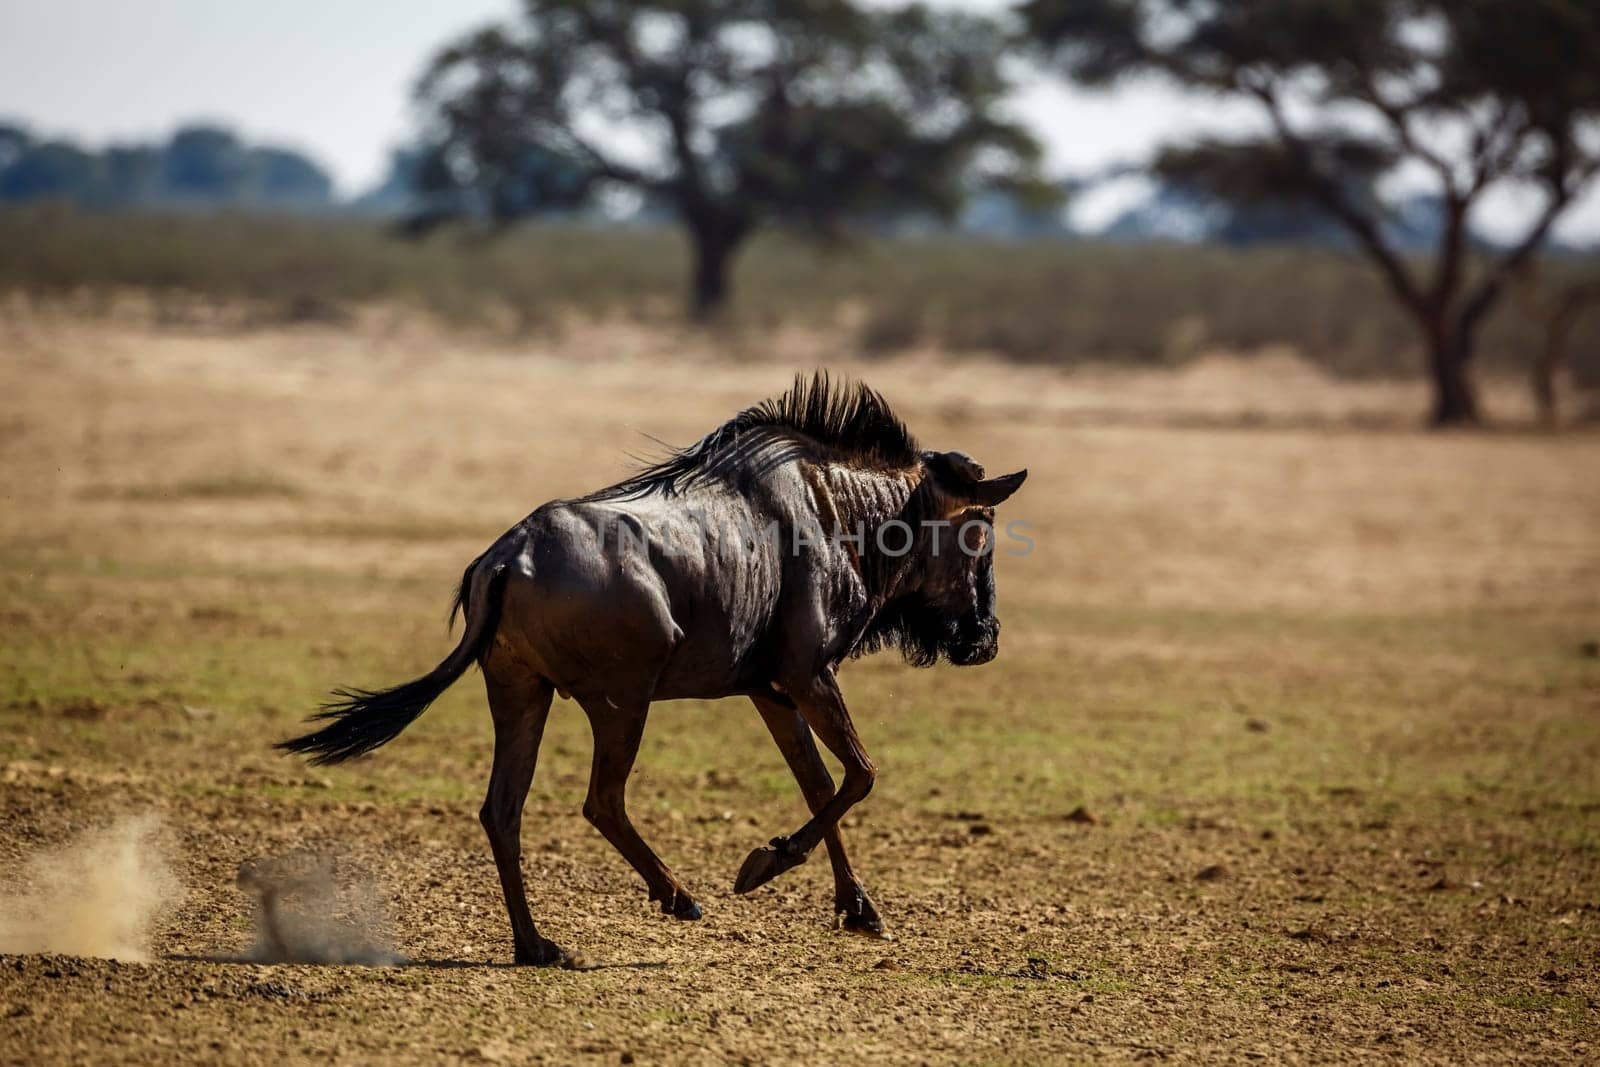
966 469 1027 506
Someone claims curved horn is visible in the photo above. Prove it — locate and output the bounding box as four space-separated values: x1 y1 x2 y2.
925 451 1025 506
967 469 1027 506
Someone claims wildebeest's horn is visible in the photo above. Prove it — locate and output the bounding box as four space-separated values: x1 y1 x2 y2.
967 469 1027 506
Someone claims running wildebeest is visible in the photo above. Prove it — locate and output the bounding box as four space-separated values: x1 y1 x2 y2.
279 374 1026 964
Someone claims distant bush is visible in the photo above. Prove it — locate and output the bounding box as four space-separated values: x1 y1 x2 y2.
0 123 332 211
1 205 1595 386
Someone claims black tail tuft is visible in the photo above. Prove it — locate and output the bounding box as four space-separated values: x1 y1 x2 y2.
279 554 510 766
275 675 453 766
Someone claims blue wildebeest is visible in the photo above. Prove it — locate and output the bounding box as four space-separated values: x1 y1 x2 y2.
280 375 1026 964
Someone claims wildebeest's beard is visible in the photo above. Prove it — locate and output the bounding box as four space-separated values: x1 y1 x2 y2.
854 596 999 668
854 596 956 668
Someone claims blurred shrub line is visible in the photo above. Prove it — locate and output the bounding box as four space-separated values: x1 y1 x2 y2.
2 204 1595 385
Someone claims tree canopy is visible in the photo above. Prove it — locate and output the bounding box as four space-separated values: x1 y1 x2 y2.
415 0 1047 317
1023 0 1600 425
0 123 334 211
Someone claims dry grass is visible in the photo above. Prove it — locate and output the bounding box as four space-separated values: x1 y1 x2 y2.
0 310 1597 1062
4 205 1599 388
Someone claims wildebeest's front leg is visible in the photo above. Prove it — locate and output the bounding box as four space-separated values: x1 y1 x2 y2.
480 673 565 965
735 670 876 895
750 692 888 937
577 696 703 920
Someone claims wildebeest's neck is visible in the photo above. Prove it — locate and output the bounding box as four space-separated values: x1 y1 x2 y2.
804 461 918 530
802 460 928 603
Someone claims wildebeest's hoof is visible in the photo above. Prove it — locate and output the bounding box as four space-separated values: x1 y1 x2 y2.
839 912 893 939
514 938 569 967
733 836 806 894
650 885 703 920
661 894 703 921
836 886 891 939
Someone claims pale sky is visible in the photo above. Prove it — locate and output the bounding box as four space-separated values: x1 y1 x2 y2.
2 0 1596 240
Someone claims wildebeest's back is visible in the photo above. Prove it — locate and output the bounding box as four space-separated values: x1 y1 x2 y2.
489 481 789 703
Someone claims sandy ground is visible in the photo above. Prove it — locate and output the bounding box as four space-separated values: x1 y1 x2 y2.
1 309 1597 1063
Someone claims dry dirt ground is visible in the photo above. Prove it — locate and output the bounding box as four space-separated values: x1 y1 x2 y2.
1 307 1598 1063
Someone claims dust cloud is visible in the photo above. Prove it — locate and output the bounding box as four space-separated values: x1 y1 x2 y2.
235 851 405 965
0 814 179 961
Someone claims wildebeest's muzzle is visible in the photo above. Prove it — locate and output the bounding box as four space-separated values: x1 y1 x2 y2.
946 614 1000 666
945 548 1001 666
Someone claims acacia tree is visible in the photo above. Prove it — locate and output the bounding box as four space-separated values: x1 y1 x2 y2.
1023 0 1600 426
417 0 1043 319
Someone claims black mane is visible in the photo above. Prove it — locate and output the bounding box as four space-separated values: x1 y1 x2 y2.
595 372 920 500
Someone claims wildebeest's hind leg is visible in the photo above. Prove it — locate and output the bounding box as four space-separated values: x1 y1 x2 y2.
480 673 566 965
751 693 888 938
578 697 703 920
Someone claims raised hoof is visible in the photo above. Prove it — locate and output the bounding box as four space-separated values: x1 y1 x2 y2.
733 837 806 895
513 939 569 967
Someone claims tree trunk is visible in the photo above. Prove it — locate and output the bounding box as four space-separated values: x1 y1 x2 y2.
689 229 736 322
1426 323 1481 428
1533 285 1600 429
1532 324 1564 429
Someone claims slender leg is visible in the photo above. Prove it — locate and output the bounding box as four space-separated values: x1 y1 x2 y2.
578 697 702 920
751 692 887 937
735 670 876 895
479 673 564 965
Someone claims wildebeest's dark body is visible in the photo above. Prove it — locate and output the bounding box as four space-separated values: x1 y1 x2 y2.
281 375 1026 964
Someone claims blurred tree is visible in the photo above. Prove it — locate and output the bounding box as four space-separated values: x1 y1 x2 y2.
1023 0 1600 426
355 146 446 219
162 125 250 200
1514 262 1600 426
100 145 161 207
246 146 335 207
0 121 333 211
417 0 1046 319
356 144 490 234
0 124 30 171
0 138 99 202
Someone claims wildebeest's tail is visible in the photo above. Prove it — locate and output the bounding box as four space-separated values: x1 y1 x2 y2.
277 550 511 766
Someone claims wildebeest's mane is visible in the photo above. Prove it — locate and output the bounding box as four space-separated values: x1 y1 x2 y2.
592 372 920 500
